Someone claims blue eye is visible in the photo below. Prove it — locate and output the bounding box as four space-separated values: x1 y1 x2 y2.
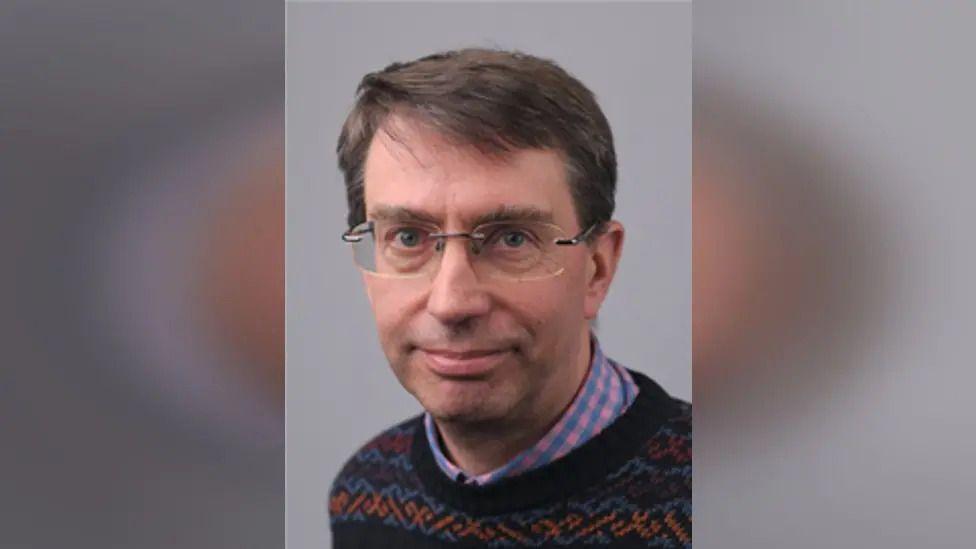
395 228 422 248
501 231 527 247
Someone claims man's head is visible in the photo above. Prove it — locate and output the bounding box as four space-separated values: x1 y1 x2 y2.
337 49 624 430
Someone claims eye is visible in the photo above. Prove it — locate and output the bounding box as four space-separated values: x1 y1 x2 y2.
392 227 424 248
481 224 539 251
500 230 528 248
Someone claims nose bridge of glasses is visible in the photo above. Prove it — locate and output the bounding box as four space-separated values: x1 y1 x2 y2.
426 231 487 284
430 230 485 254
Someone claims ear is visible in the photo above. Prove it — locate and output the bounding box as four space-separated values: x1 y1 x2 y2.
583 220 624 319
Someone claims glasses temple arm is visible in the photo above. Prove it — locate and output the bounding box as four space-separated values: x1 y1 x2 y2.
341 221 374 242
554 222 601 246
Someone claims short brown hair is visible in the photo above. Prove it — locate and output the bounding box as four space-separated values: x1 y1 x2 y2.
336 48 617 232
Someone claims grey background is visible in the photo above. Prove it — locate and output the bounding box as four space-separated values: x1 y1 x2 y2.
2 1 284 547
694 1 976 548
287 2 690 547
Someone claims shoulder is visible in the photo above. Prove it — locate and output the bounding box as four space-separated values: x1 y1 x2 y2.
627 368 692 434
327 414 424 520
625 368 692 466
649 396 692 462
664 397 692 436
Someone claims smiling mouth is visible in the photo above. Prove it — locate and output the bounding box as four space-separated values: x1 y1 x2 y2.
419 347 513 378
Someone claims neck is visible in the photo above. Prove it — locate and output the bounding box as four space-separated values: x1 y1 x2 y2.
433 327 593 476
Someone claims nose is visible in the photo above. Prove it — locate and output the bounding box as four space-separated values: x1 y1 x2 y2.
425 238 491 326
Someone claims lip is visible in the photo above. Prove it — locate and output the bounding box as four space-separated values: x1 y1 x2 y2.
420 347 511 378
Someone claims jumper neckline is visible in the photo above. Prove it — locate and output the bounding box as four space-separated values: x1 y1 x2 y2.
410 369 680 515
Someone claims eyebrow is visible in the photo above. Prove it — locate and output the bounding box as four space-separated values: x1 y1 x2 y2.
367 204 555 228
470 205 555 227
368 205 441 225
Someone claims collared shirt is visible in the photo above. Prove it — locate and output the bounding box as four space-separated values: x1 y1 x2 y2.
423 336 640 485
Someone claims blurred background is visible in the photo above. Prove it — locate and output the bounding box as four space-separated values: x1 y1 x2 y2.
694 1 976 548
5 1 976 548
1 1 283 548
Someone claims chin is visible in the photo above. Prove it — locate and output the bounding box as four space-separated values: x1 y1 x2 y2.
420 386 510 424
428 408 488 424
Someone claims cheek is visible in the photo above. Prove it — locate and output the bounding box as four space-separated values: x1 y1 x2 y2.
502 272 586 333
363 277 417 345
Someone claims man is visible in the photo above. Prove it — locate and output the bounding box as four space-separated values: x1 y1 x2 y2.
328 48 691 548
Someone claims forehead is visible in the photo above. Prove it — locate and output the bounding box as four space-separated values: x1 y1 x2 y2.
362 119 577 228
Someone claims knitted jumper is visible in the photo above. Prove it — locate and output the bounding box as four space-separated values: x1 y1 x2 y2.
328 370 692 548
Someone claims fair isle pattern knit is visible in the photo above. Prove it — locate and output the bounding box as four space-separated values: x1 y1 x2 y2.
329 370 692 548
424 339 639 485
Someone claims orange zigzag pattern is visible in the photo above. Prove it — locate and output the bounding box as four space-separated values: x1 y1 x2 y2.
330 490 689 544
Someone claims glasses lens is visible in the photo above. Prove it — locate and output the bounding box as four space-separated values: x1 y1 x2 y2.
474 222 567 281
349 221 438 277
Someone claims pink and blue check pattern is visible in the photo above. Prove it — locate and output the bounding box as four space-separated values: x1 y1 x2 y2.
423 335 639 485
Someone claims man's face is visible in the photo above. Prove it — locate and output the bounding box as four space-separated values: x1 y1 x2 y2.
360 119 610 428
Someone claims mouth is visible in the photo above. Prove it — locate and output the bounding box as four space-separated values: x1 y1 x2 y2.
418 347 513 378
